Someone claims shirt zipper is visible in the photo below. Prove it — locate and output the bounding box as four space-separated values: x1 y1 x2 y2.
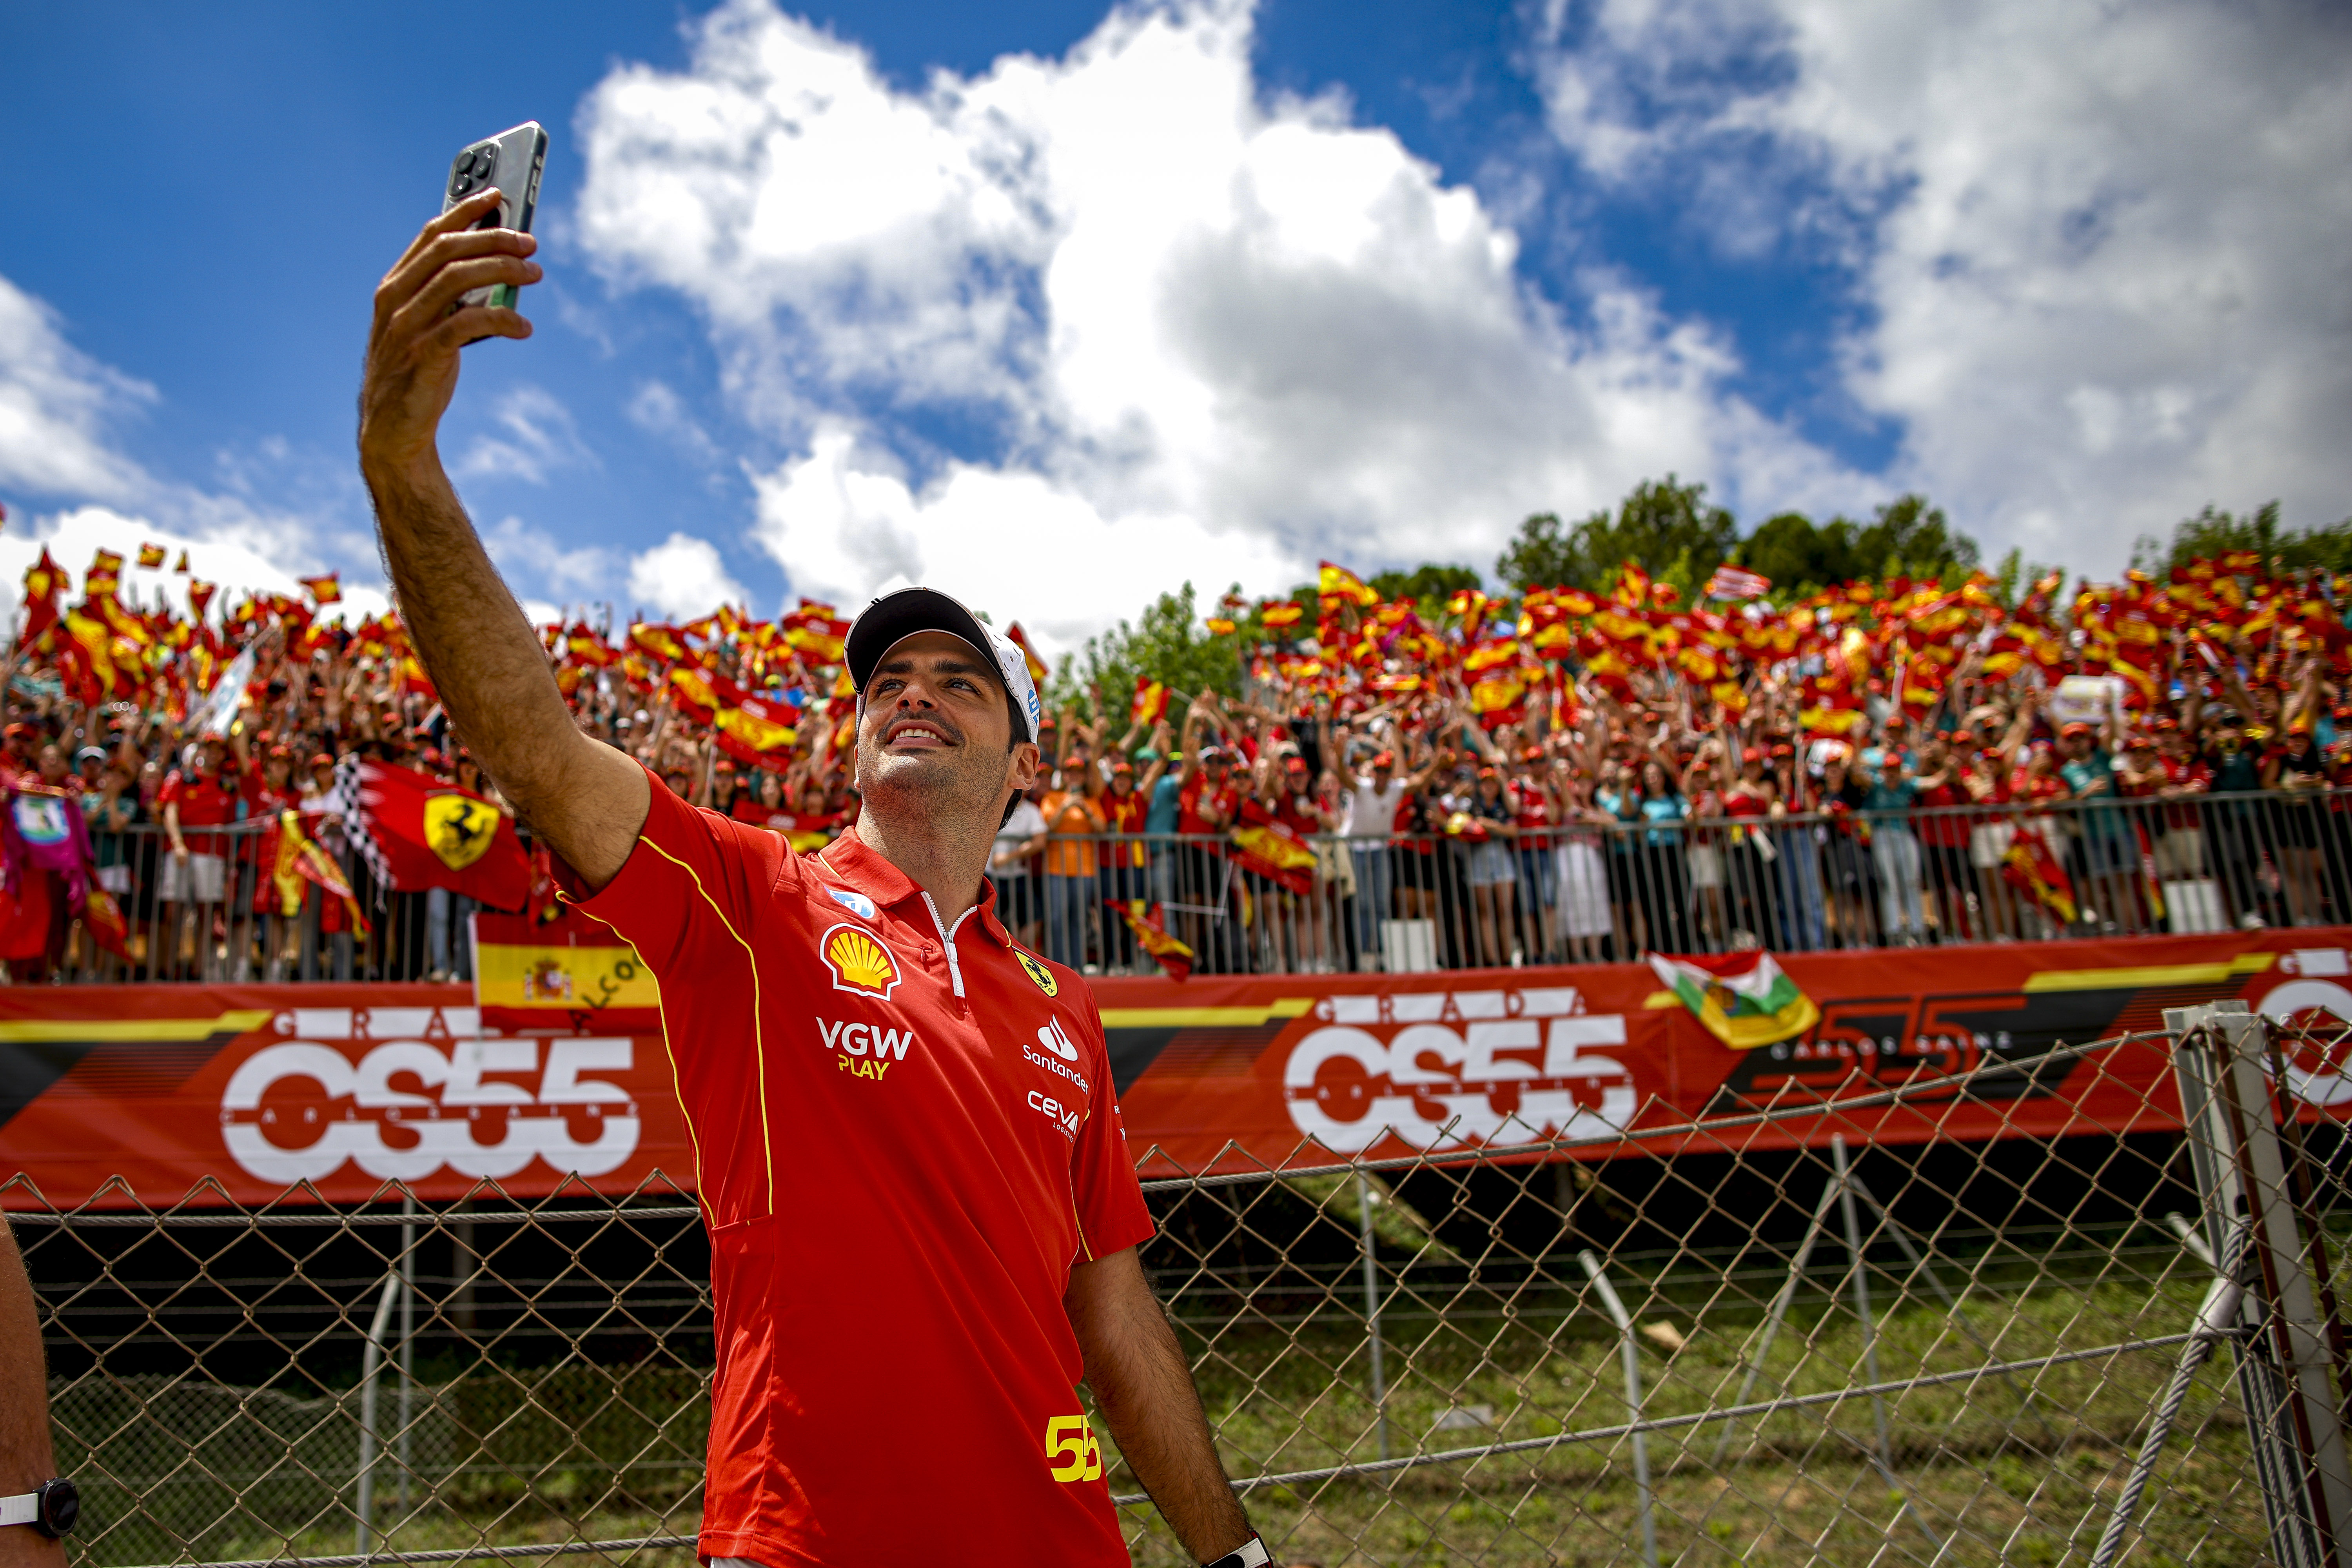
918 890 976 998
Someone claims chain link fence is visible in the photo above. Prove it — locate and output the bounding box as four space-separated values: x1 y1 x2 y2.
14 1001 2352 1565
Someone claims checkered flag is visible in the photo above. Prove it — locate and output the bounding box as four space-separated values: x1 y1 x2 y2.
326 753 390 901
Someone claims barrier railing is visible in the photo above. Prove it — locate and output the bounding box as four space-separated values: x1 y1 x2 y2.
33 788 2352 984
16 1002 2352 1564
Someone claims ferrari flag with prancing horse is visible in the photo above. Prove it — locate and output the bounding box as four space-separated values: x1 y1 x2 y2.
355 759 531 911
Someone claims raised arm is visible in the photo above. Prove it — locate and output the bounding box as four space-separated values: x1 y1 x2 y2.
357 191 648 888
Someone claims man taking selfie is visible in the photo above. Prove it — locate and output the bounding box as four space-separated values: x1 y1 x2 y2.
357 188 1261 1566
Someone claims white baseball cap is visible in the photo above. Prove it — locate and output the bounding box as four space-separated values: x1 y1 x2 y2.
844 587 1041 744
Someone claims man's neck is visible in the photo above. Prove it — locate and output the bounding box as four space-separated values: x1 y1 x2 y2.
849 811 991 929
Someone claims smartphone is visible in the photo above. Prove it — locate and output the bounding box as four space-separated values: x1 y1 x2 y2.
441 122 548 311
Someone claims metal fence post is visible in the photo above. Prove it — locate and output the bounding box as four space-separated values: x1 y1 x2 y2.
353 1270 401 1554
1579 1249 1659 1568
2168 1000 2352 1568
1356 1171 1391 1463
398 1194 417 1519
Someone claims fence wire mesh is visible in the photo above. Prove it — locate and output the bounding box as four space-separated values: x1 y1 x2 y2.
14 1005 2352 1566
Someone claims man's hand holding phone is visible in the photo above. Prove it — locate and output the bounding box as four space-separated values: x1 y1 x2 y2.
358 189 541 483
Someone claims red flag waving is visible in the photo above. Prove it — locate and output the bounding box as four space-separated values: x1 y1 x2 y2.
357 760 532 910
1229 797 1318 895
1108 899 1193 980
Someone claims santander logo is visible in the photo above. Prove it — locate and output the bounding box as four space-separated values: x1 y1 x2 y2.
1281 986 1635 1153
218 1006 639 1184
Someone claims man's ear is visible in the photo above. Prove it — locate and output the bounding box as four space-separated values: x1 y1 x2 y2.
1006 741 1042 795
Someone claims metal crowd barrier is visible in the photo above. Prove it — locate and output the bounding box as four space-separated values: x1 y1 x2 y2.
32 789 2352 985
1001 789 2352 977
14 1005 2350 1565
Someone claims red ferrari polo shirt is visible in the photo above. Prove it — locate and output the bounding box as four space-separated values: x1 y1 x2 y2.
574 777 1154 1567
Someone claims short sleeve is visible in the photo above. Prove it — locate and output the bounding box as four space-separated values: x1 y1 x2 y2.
1066 997 1154 1261
570 765 793 980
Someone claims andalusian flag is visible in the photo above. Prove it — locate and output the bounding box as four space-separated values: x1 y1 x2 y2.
1647 950 1820 1050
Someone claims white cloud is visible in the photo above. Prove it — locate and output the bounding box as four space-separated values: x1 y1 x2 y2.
1532 0 2352 568
627 530 749 619
576 0 1860 648
627 379 724 464
482 515 622 600
454 383 598 485
0 275 156 505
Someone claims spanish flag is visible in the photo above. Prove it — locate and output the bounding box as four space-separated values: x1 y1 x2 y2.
136 542 167 569
1004 621 1052 685
269 809 370 936
1108 900 1193 980
1318 561 1379 608
299 573 342 605
1229 798 1317 895
2001 824 2078 926
472 909 660 1035
1131 676 1169 727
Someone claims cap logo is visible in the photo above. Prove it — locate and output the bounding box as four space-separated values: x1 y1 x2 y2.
1016 950 1058 997
821 923 901 999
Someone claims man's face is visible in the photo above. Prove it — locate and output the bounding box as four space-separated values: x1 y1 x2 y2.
857 632 1038 828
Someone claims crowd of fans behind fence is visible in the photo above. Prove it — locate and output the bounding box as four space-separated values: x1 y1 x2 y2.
0 544 2347 984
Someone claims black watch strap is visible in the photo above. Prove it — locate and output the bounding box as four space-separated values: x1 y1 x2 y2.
0 1478 78 1539
1202 1532 1270 1568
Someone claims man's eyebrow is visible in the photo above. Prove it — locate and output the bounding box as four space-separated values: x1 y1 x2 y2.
875 654 990 677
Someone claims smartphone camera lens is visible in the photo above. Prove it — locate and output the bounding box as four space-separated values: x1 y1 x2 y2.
450 170 476 198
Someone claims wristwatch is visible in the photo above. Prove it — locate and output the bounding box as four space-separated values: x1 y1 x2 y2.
1202 1532 1269 1568
0 1479 79 1539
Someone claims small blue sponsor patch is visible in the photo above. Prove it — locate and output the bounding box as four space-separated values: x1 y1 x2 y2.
827 886 878 922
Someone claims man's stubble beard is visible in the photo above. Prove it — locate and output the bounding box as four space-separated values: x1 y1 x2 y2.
856 729 1007 840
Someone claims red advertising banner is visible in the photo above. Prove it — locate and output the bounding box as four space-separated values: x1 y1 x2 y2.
5 929 2352 1206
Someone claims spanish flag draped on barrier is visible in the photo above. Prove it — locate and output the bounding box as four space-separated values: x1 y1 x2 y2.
471 909 661 1036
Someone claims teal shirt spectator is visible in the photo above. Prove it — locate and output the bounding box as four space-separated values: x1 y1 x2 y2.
1145 773 1183 836
1638 792 1684 847
1595 786 1639 856
2060 747 2125 839
1863 775 1918 831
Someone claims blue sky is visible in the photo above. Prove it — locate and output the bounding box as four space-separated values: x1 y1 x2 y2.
1 0 2345 651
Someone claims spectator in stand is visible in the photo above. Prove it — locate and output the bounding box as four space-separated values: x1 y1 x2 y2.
991 778 1048 951
1862 746 1924 945
1911 734 1974 942
157 735 244 979
1339 744 1440 972
1039 743 1108 970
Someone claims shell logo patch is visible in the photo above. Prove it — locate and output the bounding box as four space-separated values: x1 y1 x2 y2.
1016 950 1058 997
821 923 902 1000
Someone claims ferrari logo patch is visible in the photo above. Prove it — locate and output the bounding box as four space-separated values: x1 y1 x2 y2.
424 793 501 871
1016 950 1058 997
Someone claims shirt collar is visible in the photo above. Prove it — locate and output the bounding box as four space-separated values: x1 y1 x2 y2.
818 826 1010 946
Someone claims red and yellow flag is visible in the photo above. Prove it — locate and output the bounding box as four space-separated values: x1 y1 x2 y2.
2001 824 2078 926
1108 900 1193 981
271 810 371 936
1131 676 1169 728
1004 622 1052 686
